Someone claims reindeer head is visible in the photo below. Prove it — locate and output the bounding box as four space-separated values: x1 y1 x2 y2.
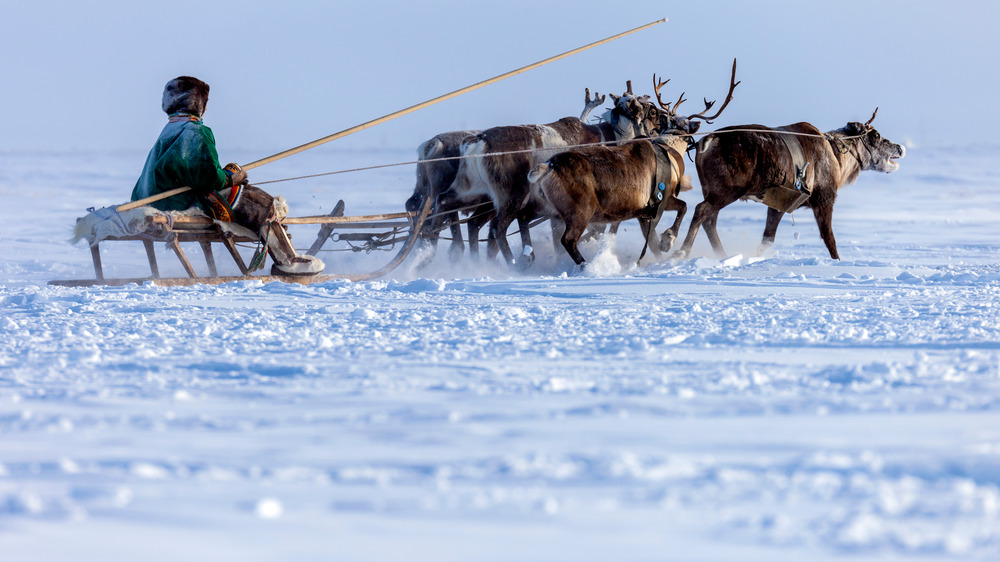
649 75 699 136
837 108 906 173
604 80 659 140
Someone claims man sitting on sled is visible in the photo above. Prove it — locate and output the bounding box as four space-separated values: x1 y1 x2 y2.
131 76 324 276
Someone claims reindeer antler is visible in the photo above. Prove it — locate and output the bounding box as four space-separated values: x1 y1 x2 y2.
625 80 634 96
653 73 685 115
653 73 687 115
671 92 686 114
688 58 740 124
652 74 670 109
864 107 879 127
580 88 607 122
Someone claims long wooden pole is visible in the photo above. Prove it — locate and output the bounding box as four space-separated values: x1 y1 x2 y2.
117 18 666 212
243 17 666 169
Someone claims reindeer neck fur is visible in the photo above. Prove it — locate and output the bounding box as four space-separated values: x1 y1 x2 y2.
589 121 617 143
824 128 865 188
655 134 690 156
545 117 608 146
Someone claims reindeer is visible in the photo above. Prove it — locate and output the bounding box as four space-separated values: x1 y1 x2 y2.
529 136 690 265
404 130 494 262
449 85 659 268
676 109 906 260
527 62 741 266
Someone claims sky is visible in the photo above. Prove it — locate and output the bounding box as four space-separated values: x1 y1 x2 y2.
2 0 997 161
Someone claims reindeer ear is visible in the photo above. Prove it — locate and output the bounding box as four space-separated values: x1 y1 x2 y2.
846 122 865 135
609 93 620 103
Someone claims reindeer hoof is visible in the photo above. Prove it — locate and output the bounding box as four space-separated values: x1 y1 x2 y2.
513 251 535 270
659 232 676 253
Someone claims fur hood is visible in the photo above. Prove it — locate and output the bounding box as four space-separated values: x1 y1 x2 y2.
162 76 209 117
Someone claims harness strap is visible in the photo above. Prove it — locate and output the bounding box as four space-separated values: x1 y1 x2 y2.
638 140 679 263
757 128 813 215
775 127 810 194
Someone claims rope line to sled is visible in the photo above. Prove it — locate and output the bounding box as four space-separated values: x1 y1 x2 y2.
253 128 866 186
251 138 636 185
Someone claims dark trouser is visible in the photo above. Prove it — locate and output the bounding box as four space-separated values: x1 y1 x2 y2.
229 185 277 232
201 185 300 266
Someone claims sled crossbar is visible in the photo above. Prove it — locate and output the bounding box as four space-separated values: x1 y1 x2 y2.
151 212 411 226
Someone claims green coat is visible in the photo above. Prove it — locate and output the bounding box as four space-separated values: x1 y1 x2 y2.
130 114 229 211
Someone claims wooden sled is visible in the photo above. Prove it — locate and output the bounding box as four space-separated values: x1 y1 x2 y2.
49 196 431 288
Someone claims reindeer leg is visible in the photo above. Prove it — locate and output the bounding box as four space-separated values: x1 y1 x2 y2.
467 204 494 259
490 210 517 266
485 231 500 260
659 197 687 253
513 210 539 269
812 200 839 260
759 207 784 255
561 217 589 266
703 209 728 259
639 216 662 258
412 232 440 270
467 222 481 258
413 195 442 256
554 191 600 266
677 200 713 258
445 211 465 262
680 184 743 259
549 216 566 256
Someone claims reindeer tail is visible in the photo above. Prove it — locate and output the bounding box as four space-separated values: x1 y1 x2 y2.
419 138 445 160
527 162 552 184
679 174 693 192
528 162 557 212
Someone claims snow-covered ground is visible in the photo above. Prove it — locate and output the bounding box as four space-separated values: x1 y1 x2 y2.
1 142 998 561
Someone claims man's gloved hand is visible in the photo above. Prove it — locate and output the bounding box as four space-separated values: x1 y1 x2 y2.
224 163 247 187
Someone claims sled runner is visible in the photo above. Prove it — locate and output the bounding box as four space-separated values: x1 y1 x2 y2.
49 196 431 287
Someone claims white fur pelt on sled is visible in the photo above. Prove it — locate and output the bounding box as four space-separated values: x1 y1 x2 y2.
70 205 261 247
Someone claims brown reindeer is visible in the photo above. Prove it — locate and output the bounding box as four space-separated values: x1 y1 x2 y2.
525 62 741 266
529 136 691 265
450 86 659 268
676 109 906 260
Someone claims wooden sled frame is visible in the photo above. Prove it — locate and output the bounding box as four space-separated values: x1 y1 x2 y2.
50 196 432 288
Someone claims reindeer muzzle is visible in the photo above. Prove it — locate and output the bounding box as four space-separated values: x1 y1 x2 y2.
605 109 641 141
